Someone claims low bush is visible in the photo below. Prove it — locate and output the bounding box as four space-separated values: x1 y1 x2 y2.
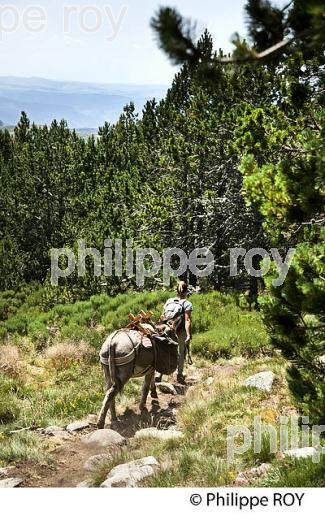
44 341 91 369
260 453 325 487
0 344 25 379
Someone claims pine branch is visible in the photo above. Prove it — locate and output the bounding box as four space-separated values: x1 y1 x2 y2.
151 7 200 66
151 6 325 67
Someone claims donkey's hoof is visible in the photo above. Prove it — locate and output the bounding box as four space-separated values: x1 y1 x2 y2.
151 391 158 399
97 421 105 430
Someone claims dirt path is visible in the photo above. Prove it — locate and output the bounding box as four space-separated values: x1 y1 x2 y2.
8 364 240 488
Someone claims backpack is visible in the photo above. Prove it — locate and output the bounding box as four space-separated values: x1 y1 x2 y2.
163 298 185 323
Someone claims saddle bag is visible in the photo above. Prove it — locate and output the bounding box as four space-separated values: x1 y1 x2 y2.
151 335 179 376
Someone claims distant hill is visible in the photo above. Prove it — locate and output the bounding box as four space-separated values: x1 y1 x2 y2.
0 76 168 129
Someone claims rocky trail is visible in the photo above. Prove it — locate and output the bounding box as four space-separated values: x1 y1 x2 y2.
2 365 217 488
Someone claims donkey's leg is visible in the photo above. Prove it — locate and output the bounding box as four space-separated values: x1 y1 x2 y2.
140 372 154 411
110 398 117 422
103 367 118 422
110 365 133 423
97 384 119 429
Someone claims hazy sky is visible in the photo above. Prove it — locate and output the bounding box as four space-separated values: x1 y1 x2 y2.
0 0 285 85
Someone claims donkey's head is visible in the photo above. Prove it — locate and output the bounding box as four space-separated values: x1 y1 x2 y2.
155 321 179 342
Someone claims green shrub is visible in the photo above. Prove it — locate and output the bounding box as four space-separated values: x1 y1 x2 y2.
260 453 325 487
0 325 7 340
192 301 270 360
59 324 103 352
4 315 29 335
27 321 50 350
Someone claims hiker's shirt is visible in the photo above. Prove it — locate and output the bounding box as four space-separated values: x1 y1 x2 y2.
164 298 193 315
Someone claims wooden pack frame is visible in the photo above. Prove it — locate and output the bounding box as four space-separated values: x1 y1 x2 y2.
127 310 154 336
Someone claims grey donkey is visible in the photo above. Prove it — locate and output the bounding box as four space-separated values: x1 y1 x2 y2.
97 323 178 429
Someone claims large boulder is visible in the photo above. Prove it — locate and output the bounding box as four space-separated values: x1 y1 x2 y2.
100 456 159 488
135 428 183 441
244 371 276 392
81 429 126 449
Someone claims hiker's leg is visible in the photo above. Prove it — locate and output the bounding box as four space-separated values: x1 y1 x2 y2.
177 329 187 380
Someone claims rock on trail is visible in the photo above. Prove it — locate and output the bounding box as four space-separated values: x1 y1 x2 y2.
0 478 24 488
43 426 71 439
244 371 276 392
100 456 159 488
81 429 127 449
156 382 177 395
66 420 90 433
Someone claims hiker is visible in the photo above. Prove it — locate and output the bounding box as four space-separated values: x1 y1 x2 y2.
160 281 193 384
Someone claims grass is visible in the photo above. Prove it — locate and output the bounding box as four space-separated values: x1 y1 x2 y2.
0 431 49 465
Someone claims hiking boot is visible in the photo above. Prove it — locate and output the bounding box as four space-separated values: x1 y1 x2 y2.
177 374 186 385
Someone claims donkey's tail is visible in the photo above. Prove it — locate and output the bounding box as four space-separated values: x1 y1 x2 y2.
108 331 119 390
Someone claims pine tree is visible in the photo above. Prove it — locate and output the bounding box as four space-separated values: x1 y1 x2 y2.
151 0 325 422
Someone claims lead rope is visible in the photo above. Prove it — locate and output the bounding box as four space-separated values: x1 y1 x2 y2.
123 330 139 375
